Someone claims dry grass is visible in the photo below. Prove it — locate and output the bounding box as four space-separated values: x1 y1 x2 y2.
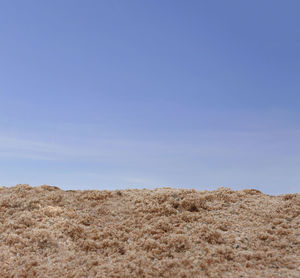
0 184 299 277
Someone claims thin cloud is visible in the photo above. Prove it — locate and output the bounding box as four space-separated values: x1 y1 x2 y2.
0 136 104 161
1 129 299 163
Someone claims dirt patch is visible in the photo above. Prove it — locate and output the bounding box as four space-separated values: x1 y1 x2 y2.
0 184 299 277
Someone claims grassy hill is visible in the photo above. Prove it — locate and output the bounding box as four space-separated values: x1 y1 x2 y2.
0 185 299 277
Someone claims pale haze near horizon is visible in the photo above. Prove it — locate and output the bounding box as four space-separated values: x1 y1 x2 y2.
0 1 299 196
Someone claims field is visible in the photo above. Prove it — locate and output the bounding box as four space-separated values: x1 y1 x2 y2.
0 185 299 277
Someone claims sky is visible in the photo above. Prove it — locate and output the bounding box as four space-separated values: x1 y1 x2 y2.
0 1 299 195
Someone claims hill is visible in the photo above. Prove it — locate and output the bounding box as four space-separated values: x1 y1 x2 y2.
0 185 299 277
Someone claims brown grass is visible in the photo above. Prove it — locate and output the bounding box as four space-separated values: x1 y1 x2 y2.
0 184 299 277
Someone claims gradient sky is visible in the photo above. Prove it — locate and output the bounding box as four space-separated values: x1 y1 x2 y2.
0 1 299 195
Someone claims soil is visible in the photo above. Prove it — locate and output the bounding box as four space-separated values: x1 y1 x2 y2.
0 184 299 277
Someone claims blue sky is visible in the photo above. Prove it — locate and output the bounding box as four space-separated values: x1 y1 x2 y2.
0 1 299 195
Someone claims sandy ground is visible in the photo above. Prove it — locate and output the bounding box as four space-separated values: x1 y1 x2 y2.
0 185 299 278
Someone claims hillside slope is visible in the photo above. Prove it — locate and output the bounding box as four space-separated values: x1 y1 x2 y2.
0 185 299 277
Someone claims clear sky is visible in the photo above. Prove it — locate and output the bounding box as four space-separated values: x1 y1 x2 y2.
0 1 299 195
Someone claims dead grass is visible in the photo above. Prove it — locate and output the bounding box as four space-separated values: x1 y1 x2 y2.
0 184 299 277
